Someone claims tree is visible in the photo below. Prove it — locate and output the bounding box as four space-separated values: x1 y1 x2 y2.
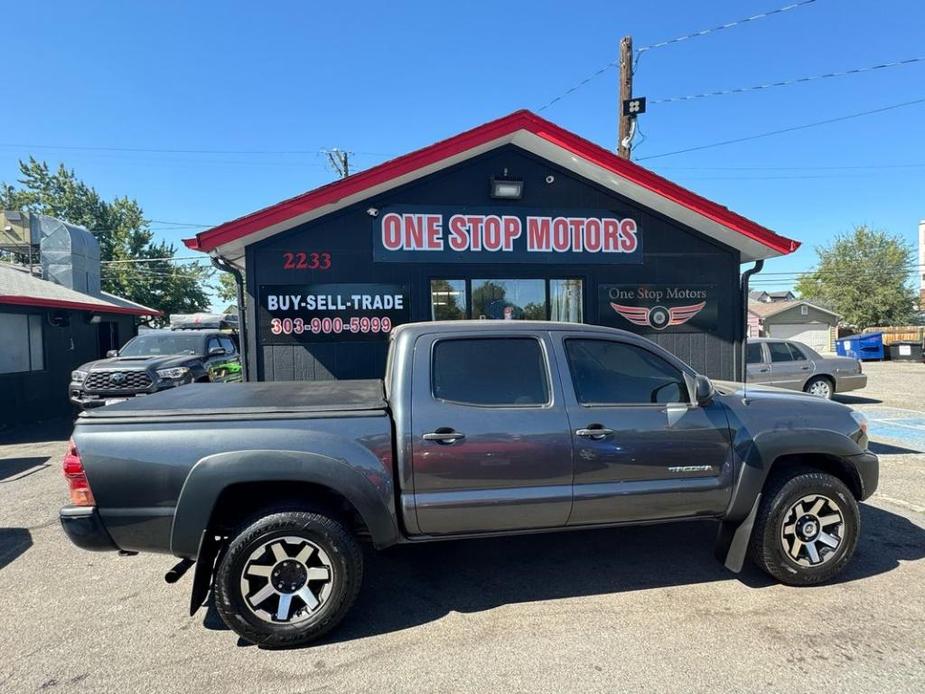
1 158 211 324
216 271 239 306
795 225 916 328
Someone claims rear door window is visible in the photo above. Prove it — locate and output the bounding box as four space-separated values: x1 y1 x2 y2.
768 342 795 363
432 338 549 406
746 343 765 364
786 342 807 360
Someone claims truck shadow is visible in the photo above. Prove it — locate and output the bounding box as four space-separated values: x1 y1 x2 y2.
833 394 883 405
202 504 923 648
0 528 33 569
324 503 923 645
0 457 51 482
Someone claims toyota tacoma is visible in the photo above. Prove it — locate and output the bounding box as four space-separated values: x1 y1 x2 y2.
59 321 878 647
69 328 241 409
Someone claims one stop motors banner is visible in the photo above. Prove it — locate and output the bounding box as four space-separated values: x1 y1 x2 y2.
259 284 410 343
372 205 643 264
598 284 719 333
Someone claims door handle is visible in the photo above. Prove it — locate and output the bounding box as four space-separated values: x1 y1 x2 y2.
800 366 811 371
758 368 770 373
575 427 614 440
423 429 466 444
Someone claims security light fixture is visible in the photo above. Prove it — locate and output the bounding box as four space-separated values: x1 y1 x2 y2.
490 177 523 200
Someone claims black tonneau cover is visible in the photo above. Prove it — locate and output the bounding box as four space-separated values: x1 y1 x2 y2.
81 380 386 419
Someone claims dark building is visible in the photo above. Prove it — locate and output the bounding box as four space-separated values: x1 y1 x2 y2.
0 213 159 428
184 111 799 383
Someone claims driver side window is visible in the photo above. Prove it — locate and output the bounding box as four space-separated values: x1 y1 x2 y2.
565 339 689 405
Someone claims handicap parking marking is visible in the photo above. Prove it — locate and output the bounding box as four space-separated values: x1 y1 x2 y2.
852 405 925 451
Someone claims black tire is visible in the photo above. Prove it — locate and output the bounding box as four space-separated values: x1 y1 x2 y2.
749 469 859 585
804 376 834 399
213 509 363 648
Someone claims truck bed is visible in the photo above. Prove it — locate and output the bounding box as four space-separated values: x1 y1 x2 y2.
80 380 387 419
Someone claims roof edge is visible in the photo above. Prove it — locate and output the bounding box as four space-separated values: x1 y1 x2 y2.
0 294 162 317
185 109 800 258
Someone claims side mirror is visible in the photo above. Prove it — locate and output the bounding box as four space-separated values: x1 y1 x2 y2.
208 346 226 356
694 374 714 405
106 350 118 358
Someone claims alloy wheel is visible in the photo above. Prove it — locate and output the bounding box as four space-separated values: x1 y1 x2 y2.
238 536 334 623
780 494 844 567
808 379 832 398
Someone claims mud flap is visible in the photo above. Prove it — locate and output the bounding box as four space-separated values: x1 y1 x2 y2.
714 493 761 573
189 531 221 616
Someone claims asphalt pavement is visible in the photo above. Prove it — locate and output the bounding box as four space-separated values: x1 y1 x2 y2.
0 363 923 693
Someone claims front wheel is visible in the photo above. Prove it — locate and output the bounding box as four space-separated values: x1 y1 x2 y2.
749 470 859 585
213 509 363 647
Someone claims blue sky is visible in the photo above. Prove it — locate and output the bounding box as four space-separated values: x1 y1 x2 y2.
2 0 923 308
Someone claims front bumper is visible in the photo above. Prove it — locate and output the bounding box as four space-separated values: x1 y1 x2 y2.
59 506 119 551
847 451 879 501
835 373 868 393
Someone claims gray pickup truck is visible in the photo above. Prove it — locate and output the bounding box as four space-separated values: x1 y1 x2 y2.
60 321 878 647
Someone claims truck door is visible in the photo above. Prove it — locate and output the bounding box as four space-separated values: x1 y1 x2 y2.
553 334 734 525
410 333 573 534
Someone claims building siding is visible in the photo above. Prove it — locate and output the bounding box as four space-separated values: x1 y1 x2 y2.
246 144 744 382
0 307 137 428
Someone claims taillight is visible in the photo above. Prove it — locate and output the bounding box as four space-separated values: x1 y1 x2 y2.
63 439 95 506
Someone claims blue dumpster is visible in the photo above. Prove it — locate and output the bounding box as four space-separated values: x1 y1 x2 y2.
836 333 884 361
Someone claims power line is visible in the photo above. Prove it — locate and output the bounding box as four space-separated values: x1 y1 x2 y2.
656 163 925 171
100 256 208 264
637 96 925 161
537 0 819 112
0 142 391 157
146 219 215 228
635 0 818 54
651 56 925 104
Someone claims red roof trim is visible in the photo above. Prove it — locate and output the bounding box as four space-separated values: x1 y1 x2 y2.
185 109 799 256
0 295 161 317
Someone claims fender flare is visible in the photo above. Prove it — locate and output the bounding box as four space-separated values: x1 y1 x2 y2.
170 449 400 559
725 428 865 523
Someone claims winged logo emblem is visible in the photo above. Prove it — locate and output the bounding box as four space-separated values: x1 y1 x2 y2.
609 301 706 330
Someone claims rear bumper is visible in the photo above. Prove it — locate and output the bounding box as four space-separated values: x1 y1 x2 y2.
835 373 867 393
59 506 119 551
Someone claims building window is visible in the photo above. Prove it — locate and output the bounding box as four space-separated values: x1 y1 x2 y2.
430 280 467 320
430 278 585 322
800 305 808 316
550 279 583 322
0 313 45 374
472 279 546 320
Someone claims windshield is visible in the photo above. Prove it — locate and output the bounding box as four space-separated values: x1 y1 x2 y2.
118 333 204 357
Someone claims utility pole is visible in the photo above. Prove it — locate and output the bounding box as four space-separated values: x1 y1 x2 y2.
617 35 634 159
324 149 351 179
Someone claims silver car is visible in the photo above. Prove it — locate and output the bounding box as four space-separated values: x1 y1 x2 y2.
746 338 867 399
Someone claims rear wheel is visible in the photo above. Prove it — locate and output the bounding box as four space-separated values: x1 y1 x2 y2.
749 470 859 585
804 376 833 399
213 509 362 647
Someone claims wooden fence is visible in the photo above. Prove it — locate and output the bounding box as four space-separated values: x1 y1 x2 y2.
861 326 925 345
